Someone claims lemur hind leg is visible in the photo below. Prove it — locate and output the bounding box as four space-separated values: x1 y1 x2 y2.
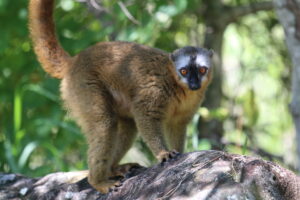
62 77 120 193
111 118 141 178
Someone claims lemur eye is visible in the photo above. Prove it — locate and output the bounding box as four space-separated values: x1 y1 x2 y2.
180 68 188 76
199 67 207 75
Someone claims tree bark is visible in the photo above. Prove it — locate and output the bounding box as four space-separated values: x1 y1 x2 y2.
1 151 299 200
274 0 300 171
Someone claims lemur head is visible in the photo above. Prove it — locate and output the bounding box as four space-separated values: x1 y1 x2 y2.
170 46 213 90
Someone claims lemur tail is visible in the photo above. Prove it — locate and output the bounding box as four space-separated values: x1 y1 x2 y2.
29 0 72 79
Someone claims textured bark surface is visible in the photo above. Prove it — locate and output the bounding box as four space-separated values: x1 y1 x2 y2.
274 0 300 170
0 151 299 200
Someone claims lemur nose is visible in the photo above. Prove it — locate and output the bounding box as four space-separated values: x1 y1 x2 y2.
189 82 201 90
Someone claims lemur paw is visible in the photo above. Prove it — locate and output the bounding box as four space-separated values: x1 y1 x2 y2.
157 150 180 163
93 180 120 194
112 163 142 178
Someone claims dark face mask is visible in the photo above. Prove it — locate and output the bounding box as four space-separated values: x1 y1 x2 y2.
187 64 201 90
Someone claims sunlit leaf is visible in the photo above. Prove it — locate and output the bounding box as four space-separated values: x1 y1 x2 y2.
13 88 22 133
18 142 38 169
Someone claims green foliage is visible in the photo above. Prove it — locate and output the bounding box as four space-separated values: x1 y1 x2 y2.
222 12 292 160
0 0 295 177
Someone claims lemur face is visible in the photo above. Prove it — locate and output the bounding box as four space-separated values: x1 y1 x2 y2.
171 47 213 90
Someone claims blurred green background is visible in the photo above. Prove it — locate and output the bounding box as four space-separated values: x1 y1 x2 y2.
0 0 296 177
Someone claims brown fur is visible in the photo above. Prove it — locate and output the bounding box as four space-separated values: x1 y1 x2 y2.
28 0 212 193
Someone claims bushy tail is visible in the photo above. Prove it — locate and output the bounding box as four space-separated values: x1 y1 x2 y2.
29 0 72 79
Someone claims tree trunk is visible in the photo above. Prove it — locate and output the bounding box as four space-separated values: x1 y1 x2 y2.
274 0 300 171
197 1 274 149
0 151 299 200
198 1 227 149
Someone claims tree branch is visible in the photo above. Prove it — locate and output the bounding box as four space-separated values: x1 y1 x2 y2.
1 151 299 200
117 1 140 25
76 0 110 16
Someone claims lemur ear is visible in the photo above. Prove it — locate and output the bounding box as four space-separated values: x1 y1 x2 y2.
208 49 214 58
170 53 176 62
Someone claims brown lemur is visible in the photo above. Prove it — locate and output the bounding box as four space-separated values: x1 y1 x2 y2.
29 0 213 193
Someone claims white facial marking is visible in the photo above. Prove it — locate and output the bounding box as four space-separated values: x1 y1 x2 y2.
175 55 190 70
174 55 190 84
196 54 210 68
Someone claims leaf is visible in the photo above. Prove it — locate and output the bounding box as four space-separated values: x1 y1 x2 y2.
174 0 187 13
14 88 22 133
243 88 259 126
18 141 38 169
26 85 59 102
